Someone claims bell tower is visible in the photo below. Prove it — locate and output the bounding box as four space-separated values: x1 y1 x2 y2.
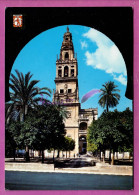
54 26 79 104
53 27 80 156
53 26 98 157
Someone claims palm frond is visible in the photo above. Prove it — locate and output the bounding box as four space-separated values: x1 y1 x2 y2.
40 87 52 94
9 70 52 118
25 72 33 88
28 80 40 92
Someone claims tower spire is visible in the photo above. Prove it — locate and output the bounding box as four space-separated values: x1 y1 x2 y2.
67 26 69 32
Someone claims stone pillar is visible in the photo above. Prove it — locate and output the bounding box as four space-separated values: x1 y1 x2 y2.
56 66 58 78
69 66 71 77
62 66 64 77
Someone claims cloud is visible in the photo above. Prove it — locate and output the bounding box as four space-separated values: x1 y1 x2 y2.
113 74 127 86
83 28 127 85
81 41 88 49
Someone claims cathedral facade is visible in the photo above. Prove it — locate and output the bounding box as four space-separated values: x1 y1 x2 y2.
53 27 98 156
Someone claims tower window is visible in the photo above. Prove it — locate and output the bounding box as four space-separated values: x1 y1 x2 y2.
60 89 64 94
71 69 74 77
64 66 69 77
68 89 72 93
79 122 87 130
65 52 69 60
58 69 62 77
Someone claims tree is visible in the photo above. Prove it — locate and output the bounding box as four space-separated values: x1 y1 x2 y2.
98 81 120 161
5 125 17 159
87 109 133 165
19 104 66 163
51 104 70 158
87 119 108 162
6 120 25 159
9 70 51 120
67 137 75 158
99 81 120 112
117 108 133 159
9 70 51 161
62 137 75 158
54 105 69 121
5 103 22 159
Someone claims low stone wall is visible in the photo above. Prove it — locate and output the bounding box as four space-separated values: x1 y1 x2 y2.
5 163 54 172
94 162 133 175
5 162 133 175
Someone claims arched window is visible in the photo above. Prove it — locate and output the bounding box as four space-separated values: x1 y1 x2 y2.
58 69 62 77
65 52 69 60
64 66 69 77
79 122 87 130
71 69 74 77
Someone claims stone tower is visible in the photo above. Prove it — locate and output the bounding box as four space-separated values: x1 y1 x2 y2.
53 27 98 157
53 27 80 155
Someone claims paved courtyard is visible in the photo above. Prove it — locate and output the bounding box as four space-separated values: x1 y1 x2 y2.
5 155 133 175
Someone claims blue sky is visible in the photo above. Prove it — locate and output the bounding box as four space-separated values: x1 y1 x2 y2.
11 25 132 116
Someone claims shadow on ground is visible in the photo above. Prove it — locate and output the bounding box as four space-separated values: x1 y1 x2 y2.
5 157 133 167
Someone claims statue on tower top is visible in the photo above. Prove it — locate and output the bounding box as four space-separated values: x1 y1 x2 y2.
67 26 69 32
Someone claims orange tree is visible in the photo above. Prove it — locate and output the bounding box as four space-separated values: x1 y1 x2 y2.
87 108 133 164
8 104 66 163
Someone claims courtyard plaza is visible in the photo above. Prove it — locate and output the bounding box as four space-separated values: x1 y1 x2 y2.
5 154 133 190
5 154 132 175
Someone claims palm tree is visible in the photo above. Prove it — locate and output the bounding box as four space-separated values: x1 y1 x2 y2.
9 69 51 161
98 81 120 164
98 81 120 112
10 70 51 119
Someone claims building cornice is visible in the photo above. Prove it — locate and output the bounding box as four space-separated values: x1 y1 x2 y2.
55 77 78 83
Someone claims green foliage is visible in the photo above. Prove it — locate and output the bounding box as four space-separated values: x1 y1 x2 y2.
62 136 75 152
5 125 17 157
9 69 51 121
54 105 69 121
87 108 133 153
6 103 67 158
7 121 24 148
99 81 120 112
7 70 52 160
87 142 98 152
19 104 66 151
